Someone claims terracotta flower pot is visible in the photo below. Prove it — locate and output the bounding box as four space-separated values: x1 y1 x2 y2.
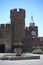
14 48 22 54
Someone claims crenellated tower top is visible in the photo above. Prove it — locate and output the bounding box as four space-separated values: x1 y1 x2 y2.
10 8 25 23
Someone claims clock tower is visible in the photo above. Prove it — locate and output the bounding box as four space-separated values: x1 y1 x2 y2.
29 16 38 38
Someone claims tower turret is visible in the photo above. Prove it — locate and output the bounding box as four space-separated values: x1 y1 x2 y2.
10 8 25 42
29 16 35 27
29 16 38 38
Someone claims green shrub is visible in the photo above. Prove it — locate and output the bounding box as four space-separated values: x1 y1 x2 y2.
32 49 43 54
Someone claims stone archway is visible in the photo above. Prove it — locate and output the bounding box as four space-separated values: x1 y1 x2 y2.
0 44 5 53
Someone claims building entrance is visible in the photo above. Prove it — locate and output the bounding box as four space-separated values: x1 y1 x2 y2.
0 44 5 53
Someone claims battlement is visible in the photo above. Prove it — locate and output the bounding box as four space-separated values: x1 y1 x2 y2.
0 24 11 28
10 8 25 18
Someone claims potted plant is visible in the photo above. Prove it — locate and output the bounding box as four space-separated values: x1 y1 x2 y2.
13 41 23 56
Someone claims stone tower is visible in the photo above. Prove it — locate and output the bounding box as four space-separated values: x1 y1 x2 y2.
29 16 38 38
10 9 25 42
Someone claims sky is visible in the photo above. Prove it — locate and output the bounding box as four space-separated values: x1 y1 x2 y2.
0 0 43 37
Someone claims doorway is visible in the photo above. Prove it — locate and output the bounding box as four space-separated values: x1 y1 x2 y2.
0 44 5 53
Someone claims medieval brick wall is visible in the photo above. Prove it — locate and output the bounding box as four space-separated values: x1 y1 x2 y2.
0 24 11 52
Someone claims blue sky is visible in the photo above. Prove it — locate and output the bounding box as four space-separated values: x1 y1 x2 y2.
0 0 43 37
